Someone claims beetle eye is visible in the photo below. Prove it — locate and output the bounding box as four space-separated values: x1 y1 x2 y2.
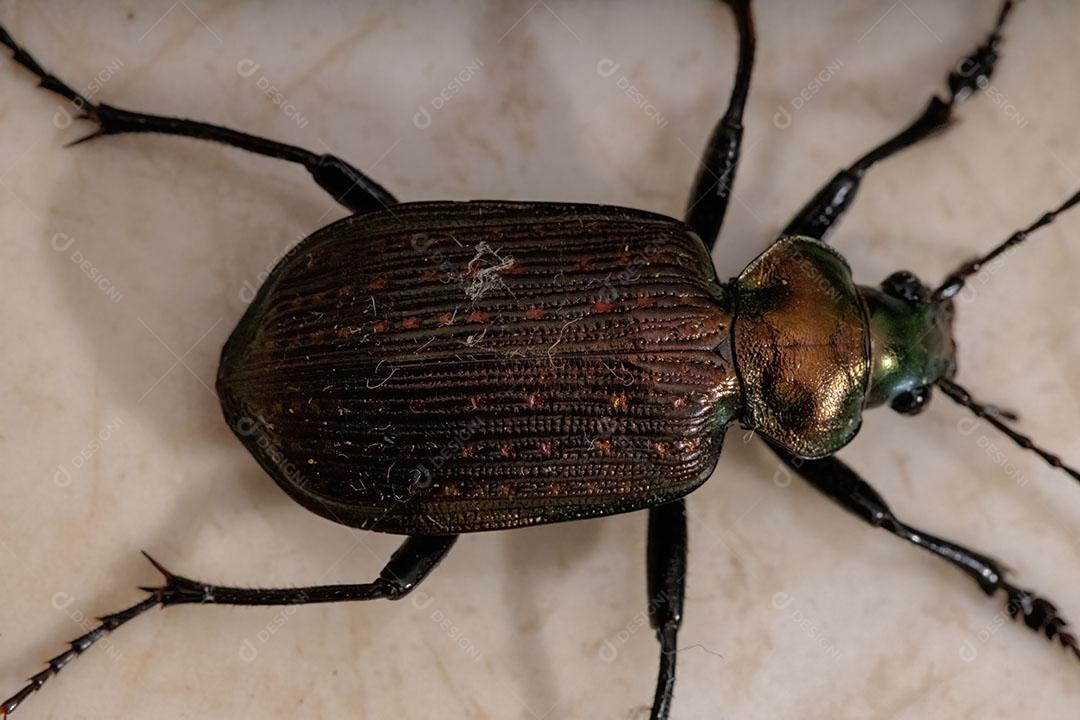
891 386 932 415
881 271 928 303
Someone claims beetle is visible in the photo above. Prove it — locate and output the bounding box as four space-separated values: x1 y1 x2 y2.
3 1 1080 717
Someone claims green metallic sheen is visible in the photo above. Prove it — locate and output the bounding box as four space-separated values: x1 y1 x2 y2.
860 287 957 408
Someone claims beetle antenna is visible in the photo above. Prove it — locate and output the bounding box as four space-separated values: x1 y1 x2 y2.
934 186 1080 301
937 378 1080 484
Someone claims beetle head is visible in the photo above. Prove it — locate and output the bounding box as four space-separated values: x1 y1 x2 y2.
860 182 1080 487
861 270 957 415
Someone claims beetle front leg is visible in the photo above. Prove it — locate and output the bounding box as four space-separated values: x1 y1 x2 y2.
769 446 1080 662
0 26 396 215
685 0 755 252
646 499 688 720
0 535 457 717
783 1 1014 240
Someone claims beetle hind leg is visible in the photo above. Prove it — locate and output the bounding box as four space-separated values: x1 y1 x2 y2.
0 536 456 717
0 25 396 215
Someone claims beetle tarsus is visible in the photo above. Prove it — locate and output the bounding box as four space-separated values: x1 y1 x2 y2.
0 24 92 111
0 594 159 718
772 447 1080 669
784 0 1016 240
996 581 1080 662
947 0 1012 105
1 24 396 214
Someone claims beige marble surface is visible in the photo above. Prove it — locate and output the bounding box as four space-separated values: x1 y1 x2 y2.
2 2 1080 718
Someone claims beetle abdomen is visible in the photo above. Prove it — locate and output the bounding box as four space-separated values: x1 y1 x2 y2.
218 201 739 533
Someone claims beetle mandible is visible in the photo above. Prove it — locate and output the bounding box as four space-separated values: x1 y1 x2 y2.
3 1 1080 718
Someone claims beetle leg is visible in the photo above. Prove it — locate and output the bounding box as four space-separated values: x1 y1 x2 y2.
685 0 755 252
646 499 688 720
783 1 1015 241
0 25 396 215
0 535 456 717
770 446 1080 662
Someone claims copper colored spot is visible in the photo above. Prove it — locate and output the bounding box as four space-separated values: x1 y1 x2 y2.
526 306 546 320
468 310 491 323
368 278 387 290
373 320 389 333
539 441 553 455
338 285 354 297
635 296 655 308
592 300 614 313
611 393 628 411
733 237 871 458
673 396 687 408
438 313 454 326
336 325 353 339
499 444 513 458
461 444 478 459
402 316 421 329
655 441 669 456
420 269 442 282
594 439 613 454
526 393 540 409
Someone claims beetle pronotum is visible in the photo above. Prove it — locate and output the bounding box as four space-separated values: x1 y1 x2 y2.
2 1 1080 718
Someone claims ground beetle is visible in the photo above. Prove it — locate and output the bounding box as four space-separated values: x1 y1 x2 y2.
3 1 1080 718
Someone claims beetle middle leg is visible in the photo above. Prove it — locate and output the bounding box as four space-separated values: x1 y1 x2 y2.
646 499 688 720
0 535 456 717
0 26 395 215
685 0 755 252
784 0 1014 241
770 447 1080 659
